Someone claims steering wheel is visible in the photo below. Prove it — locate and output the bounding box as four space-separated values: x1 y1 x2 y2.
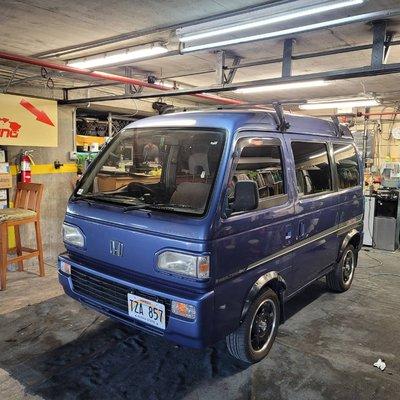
128 182 158 197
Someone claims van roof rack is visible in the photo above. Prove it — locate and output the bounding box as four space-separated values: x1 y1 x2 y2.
331 115 344 137
272 102 291 132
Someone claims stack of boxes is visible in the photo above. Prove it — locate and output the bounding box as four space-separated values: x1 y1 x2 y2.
0 149 11 209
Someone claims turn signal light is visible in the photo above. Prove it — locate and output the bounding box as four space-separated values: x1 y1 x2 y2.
171 301 196 320
59 260 71 275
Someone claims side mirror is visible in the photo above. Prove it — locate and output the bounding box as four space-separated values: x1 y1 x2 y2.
231 180 259 213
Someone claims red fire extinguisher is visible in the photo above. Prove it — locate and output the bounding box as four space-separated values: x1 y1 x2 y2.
19 151 33 183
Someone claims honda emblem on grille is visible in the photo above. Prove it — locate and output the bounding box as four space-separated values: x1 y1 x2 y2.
110 240 123 257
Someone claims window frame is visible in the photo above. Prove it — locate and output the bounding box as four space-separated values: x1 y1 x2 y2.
332 142 361 191
291 140 334 199
226 136 289 216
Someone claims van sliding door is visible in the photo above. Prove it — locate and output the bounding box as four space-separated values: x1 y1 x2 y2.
288 139 339 292
332 143 363 247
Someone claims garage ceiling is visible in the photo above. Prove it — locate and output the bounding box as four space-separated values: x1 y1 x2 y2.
1 0 400 114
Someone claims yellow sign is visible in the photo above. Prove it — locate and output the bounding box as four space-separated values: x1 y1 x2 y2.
0 93 58 147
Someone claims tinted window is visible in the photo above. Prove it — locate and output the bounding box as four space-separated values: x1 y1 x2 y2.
333 144 360 189
230 139 285 210
292 142 332 196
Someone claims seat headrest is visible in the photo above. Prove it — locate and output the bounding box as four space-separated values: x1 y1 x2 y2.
188 152 209 176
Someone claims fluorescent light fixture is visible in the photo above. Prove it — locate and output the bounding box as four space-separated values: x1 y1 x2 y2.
235 80 329 94
68 43 168 69
180 0 364 42
300 99 380 110
155 80 176 89
134 118 197 128
180 10 392 53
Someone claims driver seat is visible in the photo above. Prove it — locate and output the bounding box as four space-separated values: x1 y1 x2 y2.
171 155 211 209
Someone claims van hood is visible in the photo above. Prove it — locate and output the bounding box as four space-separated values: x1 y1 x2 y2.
63 201 210 286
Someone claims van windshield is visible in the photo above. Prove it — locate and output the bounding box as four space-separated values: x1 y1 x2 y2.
74 128 225 215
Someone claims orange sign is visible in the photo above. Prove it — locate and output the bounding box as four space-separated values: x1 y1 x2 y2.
0 93 58 147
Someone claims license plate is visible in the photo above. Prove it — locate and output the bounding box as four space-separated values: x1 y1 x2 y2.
127 293 166 330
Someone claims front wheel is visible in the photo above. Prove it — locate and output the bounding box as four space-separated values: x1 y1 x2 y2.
326 244 357 292
226 288 280 364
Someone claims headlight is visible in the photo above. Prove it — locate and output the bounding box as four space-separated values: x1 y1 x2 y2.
62 223 85 248
157 251 209 279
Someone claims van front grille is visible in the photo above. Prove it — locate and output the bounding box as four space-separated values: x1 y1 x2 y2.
70 267 171 324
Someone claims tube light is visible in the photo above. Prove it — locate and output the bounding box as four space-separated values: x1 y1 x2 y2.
235 80 329 94
68 43 168 69
180 0 364 42
309 145 354 160
181 10 389 53
334 144 353 154
300 99 380 110
155 80 176 89
309 151 327 160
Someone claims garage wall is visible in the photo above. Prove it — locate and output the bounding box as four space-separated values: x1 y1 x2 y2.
374 124 400 167
6 105 76 266
355 115 400 168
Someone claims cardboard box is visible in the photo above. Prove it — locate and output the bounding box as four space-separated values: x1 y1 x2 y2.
0 173 12 189
0 162 9 173
0 189 7 200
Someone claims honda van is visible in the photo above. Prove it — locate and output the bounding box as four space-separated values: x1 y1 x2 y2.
58 110 363 363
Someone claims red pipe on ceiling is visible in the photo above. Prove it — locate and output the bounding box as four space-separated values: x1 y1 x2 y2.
0 51 244 105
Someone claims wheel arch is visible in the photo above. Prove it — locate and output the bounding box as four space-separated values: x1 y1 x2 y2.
337 228 361 262
241 271 287 324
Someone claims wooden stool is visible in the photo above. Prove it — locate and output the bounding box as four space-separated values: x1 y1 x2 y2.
0 183 44 290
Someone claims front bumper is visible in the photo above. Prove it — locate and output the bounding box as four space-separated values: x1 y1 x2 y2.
58 254 215 349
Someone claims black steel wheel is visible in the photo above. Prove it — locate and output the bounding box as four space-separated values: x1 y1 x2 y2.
226 288 280 364
327 244 357 292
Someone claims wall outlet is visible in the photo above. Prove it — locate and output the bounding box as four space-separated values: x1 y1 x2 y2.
69 151 77 160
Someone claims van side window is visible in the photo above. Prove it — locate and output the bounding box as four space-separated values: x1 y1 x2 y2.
291 142 332 196
333 144 360 189
230 139 286 210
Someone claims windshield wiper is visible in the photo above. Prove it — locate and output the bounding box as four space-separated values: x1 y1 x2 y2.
73 193 139 208
124 203 198 213
70 195 96 205
123 203 153 212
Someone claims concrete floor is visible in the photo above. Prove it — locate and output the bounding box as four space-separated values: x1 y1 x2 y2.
0 248 399 400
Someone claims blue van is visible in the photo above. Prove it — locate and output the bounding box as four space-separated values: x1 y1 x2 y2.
58 110 363 363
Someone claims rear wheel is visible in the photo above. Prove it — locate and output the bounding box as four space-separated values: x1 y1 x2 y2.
327 244 357 292
226 288 280 364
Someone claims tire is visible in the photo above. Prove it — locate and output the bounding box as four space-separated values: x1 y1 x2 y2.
226 288 280 364
327 244 357 292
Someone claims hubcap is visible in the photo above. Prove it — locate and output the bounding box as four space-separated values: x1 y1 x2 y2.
342 250 355 284
250 299 277 353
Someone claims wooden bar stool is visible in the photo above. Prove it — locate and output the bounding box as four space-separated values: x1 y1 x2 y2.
0 183 44 290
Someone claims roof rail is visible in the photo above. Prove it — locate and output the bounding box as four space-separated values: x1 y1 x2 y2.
272 102 291 132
